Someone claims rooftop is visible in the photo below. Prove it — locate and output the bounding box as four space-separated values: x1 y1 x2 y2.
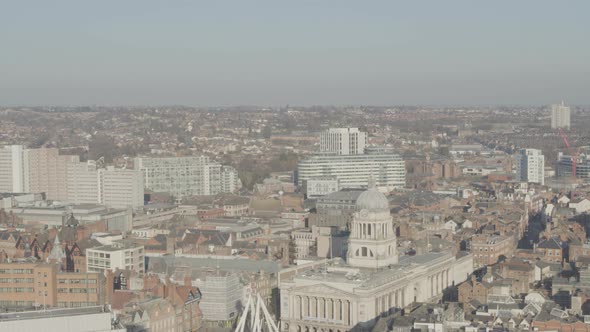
88 241 143 252
292 251 454 289
0 306 109 322
148 255 281 274
318 189 365 203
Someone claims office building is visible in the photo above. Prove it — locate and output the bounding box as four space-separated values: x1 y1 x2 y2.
98 166 144 209
0 147 144 208
279 185 473 332
135 156 241 198
64 161 144 209
0 145 25 193
25 148 78 201
557 152 590 178
302 176 339 199
515 148 545 185
470 234 515 268
86 242 145 275
297 151 405 191
66 160 100 205
320 128 367 155
0 261 104 310
551 102 571 129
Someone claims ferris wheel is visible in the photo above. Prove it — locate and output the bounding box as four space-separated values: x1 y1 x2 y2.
235 289 280 332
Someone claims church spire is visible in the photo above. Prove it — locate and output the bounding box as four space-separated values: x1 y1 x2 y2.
48 233 66 269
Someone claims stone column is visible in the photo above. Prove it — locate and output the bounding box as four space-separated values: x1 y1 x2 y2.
336 300 342 321
430 276 433 297
303 296 309 317
343 300 350 326
435 273 439 294
295 296 301 319
311 297 317 318
319 297 325 319
447 269 451 287
388 293 392 310
327 299 333 320
401 288 405 307
375 298 379 315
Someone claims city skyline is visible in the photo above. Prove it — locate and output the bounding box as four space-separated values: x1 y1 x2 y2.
1 1 589 106
2 2 590 330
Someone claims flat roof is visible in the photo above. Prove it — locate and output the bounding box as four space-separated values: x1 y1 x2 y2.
88 242 143 252
0 306 108 322
292 251 453 289
149 256 281 274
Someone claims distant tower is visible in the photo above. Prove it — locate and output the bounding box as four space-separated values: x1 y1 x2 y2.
320 128 367 155
347 178 398 268
551 101 571 129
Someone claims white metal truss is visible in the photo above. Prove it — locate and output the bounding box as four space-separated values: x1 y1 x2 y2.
235 292 280 332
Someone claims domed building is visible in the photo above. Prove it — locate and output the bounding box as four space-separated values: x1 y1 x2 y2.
347 179 398 268
279 179 474 332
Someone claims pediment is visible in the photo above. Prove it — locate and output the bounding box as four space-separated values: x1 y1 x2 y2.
291 283 353 298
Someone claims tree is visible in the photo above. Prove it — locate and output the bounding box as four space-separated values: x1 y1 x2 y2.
88 135 117 162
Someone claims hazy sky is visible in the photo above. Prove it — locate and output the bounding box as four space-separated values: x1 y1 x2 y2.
1 1 589 106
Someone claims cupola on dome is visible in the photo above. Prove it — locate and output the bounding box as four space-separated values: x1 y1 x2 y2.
355 177 389 211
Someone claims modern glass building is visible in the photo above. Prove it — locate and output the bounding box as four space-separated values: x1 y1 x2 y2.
557 153 590 178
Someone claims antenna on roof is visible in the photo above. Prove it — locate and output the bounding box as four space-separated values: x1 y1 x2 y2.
368 171 376 189
216 256 220 276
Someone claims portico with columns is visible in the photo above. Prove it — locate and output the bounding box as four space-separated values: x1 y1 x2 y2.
279 181 474 332
280 251 472 332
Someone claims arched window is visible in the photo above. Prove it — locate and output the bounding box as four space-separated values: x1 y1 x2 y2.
362 247 368 257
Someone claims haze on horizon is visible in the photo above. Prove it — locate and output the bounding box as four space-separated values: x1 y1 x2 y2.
1 0 589 107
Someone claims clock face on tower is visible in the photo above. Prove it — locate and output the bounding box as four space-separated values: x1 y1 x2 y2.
360 209 369 217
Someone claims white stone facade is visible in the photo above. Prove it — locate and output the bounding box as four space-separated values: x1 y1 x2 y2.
279 185 473 332
280 253 473 332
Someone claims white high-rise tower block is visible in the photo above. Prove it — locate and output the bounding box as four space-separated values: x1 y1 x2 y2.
551 101 571 129
320 128 367 155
